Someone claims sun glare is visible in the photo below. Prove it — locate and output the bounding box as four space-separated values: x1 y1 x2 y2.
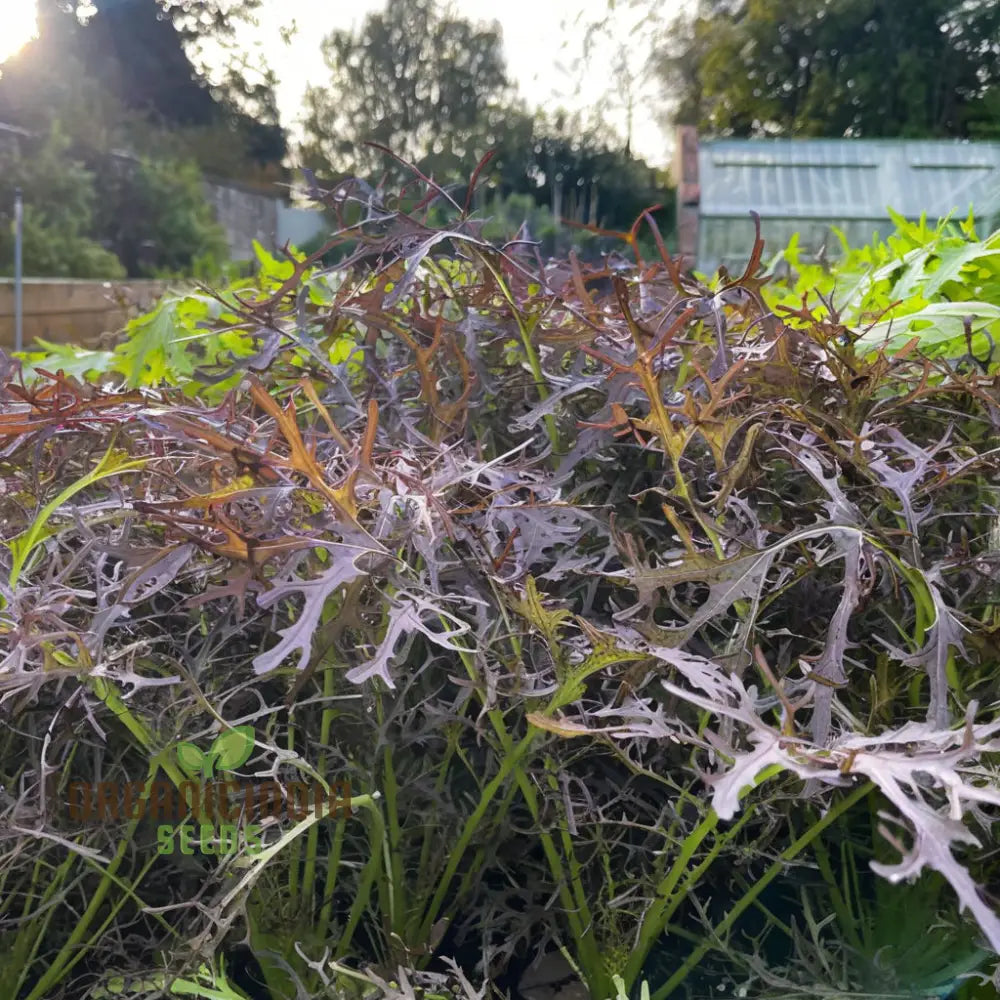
0 0 39 64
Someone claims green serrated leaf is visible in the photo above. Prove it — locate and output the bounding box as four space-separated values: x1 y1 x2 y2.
113 298 188 386
6 443 147 591
329 334 361 367
551 642 649 710
921 243 1000 299
253 239 296 284
513 576 571 646
16 338 116 382
857 300 1000 352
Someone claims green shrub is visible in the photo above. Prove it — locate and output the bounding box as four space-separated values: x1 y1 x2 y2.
0 124 126 279
0 123 229 280
92 156 229 278
764 208 1000 369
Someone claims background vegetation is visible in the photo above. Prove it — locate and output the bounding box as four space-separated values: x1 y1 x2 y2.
3 1 1000 997
652 0 1000 137
0 0 673 281
3 162 1000 999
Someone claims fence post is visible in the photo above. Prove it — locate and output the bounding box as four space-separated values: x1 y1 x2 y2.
14 186 23 352
674 126 700 272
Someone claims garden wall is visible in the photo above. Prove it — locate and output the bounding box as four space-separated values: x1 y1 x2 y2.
0 278 169 350
203 178 328 261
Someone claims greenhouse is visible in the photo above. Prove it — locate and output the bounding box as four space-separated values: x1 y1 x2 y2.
693 136 1000 274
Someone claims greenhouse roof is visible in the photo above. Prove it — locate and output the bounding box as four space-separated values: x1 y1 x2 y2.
699 138 1000 223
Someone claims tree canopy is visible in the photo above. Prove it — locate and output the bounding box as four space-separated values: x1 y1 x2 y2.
489 109 669 240
652 0 1000 138
299 0 511 184
0 0 674 275
0 0 249 278
298 0 671 248
0 0 286 173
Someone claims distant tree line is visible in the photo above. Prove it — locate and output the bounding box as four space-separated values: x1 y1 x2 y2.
651 0 1000 138
0 0 674 279
297 0 674 257
7 0 993 278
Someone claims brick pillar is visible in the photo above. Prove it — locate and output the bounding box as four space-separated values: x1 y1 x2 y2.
674 126 700 271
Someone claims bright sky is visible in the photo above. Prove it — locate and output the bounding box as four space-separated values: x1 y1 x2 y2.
0 0 38 62
0 0 682 167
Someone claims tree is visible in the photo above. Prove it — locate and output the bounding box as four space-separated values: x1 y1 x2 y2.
0 2 124 152
0 0 287 174
92 157 228 277
79 0 286 167
651 0 1000 138
78 0 220 127
489 109 672 242
152 0 263 46
299 0 510 183
0 125 126 279
297 0 671 250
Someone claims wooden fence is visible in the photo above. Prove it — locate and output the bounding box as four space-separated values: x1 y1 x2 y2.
0 278 170 350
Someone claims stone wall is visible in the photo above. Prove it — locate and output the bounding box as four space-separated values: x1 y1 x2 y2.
202 179 328 260
202 179 280 263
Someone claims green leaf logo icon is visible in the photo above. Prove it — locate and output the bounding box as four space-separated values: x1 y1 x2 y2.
211 725 255 773
175 725 254 781
176 742 204 779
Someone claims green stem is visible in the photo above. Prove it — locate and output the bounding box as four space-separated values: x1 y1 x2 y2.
379 698 406 947
23 771 163 1000
286 722 302 910
475 250 560 456
8 851 75 996
650 780 875 1000
624 787 759 986
424 626 608 993
317 661 347 941
812 821 863 952
418 728 538 940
